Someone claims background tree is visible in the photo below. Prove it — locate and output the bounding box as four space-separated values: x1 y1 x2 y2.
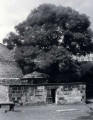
4 4 93 55
14 4 93 55
3 32 21 49
12 44 80 82
3 4 93 82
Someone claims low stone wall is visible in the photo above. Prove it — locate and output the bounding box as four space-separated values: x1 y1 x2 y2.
9 86 47 105
0 82 86 105
21 86 47 104
56 84 86 104
0 85 9 102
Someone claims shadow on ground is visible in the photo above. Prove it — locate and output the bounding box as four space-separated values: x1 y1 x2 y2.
74 111 93 120
74 100 93 120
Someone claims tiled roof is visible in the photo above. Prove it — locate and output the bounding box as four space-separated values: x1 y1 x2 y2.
23 71 49 78
0 44 23 78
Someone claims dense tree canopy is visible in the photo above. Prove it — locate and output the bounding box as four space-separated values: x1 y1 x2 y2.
3 4 93 55
3 4 93 82
12 45 80 82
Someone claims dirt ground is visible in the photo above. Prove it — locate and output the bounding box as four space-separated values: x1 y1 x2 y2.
0 103 93 120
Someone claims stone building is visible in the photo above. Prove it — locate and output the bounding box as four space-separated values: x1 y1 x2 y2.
0 43 23 102
8 72 86 105
0 43 86 105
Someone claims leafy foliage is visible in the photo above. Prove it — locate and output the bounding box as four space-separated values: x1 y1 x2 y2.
13 4 93 55
3 4 92 82
4 4 93 55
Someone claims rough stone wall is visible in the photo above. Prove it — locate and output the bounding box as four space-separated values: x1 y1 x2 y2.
56 84 86 104
9 83 86 105
0 85 9 102
9 86 23 102
21 86 47 104
9 86 47 104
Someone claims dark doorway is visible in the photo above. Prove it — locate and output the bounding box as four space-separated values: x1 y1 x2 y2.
86 83 93 99
46 88 56 104
51 89 56 103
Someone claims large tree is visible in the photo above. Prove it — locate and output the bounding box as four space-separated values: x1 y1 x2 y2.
3 4 93 82
4 4 93 55
12 44 80 82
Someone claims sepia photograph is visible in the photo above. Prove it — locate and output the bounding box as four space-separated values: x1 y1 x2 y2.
0 0 93 120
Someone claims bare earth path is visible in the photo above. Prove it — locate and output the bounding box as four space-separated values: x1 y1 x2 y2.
0 104 93 120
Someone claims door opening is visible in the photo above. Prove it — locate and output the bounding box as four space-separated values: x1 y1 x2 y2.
46 88 56 104
51 89 56 103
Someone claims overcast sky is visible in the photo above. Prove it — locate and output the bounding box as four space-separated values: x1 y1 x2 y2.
0 0 93 43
